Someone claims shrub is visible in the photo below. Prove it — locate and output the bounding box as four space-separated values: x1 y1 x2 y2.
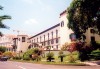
23 48 43 61
3 51 13 58
66 51 79 63
0 46 6 53
33 48 43 55
32 54 41 61
75 42 92 61
23 49 34 60
23 53 30 60
13 56 22 60
0 51 3 58
58 50 66 62
46 52 54 62
90 49 100 60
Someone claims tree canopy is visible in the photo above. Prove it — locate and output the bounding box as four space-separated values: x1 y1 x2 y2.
0 46 6 53
67 0 100 40
0 5 11 36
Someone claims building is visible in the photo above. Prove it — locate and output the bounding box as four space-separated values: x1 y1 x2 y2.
29 10 73 50
0 10 100 52
29 10 100 50
0 34 30 52
85 28 100 44
16 35 30 52
0 34 17 51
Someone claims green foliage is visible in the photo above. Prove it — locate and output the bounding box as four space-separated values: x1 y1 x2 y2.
33 48 42 55
32 48 42 61
59 50 63 54
68 55 75 63
67 0 100 40
58 50 66 62
90 49 100 60
0 5 11 36
23 48 34 60
13 56 22 60
75 41 100 61
0 46 6 53
3 51 13 58
46 52 54 58
23 48 43 61
32 54 41 61
76 42 93 61
67 51 79 63
46 52 54 62
61 42 69 51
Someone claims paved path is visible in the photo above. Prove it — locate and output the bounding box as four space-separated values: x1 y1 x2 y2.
83 60 100 66
0 61 100 69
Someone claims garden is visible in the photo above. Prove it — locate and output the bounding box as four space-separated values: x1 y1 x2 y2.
0 40 100 66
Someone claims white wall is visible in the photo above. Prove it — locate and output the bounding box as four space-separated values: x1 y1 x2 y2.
59 11 73 49
17 35 29 52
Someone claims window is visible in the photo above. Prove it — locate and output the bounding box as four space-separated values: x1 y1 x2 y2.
44 35 45 46
51 39 54 44
34 39 35 43
19 38 20 41
48 33 50 45
56 45 58 49
22 37 25 42
44 35 45 41
48 33 49 40
56 30 58 37
90 29 95 33
37 38 38 42
61 21 64 27
40 36 41 42
51 32 54 44
56 38 58 43
41 42 43 45
91 36 95 42
51 31 53 39
56 30 58 43
48 40 50 45
44 42 45 46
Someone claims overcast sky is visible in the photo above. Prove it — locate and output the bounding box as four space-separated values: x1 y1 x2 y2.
0 0 72 36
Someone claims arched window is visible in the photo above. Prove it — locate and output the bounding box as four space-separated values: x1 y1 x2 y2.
61 21 64 27
37 38 38 42
40 36 41 42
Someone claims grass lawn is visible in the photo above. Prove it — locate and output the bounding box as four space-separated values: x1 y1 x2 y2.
9 59 87 66
9 51 88 66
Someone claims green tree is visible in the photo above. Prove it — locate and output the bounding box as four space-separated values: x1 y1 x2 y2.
23 48 43 61
3 51 13 58
58 50 65 62
32 48 43 61
23 48 34 60
0 5 11 36
46 52 54 62
0 46 6 53
67 0 100 40
90 49 100 60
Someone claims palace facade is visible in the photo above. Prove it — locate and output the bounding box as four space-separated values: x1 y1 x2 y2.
29 10 73 50
0 10 100 52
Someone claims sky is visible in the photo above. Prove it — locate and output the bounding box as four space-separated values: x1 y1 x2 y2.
0 0 72 36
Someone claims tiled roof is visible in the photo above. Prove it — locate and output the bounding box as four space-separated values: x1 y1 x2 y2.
29 23 60 39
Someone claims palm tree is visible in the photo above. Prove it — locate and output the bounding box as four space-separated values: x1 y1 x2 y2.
0 5 11 36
